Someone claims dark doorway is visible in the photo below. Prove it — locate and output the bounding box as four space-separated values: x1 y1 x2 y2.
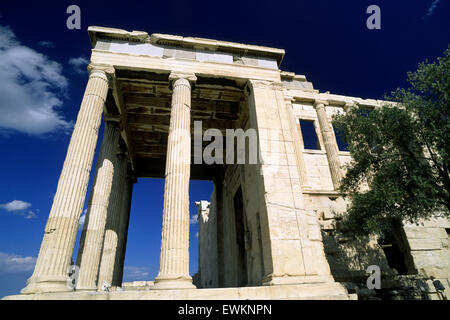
233 186 248 287
378 220 416 275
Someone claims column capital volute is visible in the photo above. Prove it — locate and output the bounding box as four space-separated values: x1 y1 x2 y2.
169 71 197 86
87 64 115 81
313 99 329 109
343 102 356 112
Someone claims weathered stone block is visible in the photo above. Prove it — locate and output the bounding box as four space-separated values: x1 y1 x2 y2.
270 239 306 276
404 226 448 239
408 238 442 251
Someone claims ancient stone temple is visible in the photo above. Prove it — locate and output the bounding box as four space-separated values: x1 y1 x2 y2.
4 26 450 300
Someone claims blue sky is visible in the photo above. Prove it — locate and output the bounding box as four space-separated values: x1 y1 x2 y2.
0 1 448 297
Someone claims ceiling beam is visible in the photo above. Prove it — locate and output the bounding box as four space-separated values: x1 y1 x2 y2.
127 114 236 130
111 74 137 172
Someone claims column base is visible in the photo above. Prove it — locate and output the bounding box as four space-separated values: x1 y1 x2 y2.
75 285 97 292
262 274 335 286
152 275 196 290
4 283 356 300
21 276 73 294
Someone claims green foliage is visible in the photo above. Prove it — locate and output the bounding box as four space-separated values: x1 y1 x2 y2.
332 46 450 235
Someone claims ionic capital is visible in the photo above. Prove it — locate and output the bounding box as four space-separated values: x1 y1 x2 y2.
169 71 197 87
87 64 115 82
343 102 356 112
313 99 329 109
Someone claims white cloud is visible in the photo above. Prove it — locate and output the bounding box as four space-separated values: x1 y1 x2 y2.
68 56 89 74
0 25 72 135
0 200 36 219
189 214 198 224
425 0 440 17
0 200 31 212
23 211 36 219
0 252 36 274
123 266 150 281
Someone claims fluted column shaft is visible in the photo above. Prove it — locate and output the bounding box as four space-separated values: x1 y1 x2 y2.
97 153 127 289
153 72 196 289
75 121 120 291
314 100 342 189
112 176 134 286
22 66 112 294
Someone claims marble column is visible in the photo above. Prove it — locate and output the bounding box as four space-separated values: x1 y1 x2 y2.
21 65 113 294
112 174 134 286
97 152 127 289
314 99 342 189
75 121 120 291
153 72 197 289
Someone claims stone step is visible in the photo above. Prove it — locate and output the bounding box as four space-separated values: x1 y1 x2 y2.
3 282 355 300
